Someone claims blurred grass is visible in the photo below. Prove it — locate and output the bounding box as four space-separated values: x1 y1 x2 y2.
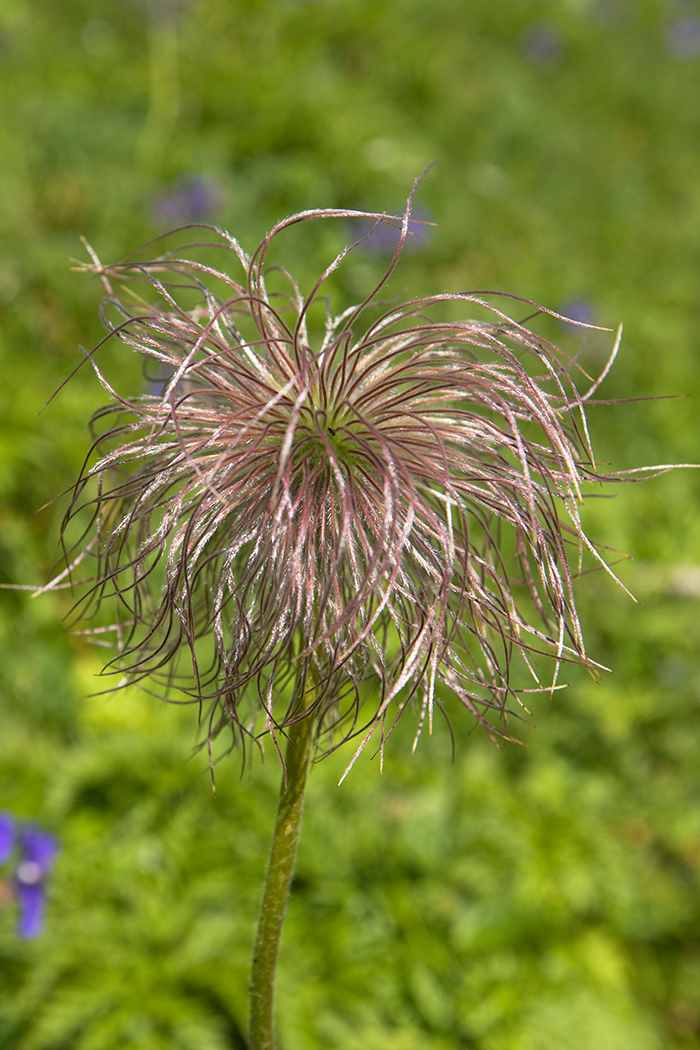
1 0 700 1047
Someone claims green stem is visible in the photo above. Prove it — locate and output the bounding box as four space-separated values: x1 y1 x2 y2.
249 705 316 1050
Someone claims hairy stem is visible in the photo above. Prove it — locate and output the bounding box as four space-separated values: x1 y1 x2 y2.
249 704 316 1050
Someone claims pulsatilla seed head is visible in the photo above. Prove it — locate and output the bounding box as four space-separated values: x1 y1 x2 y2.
57 194 637 776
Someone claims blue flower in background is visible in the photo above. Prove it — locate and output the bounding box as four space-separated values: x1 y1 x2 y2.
152 175 223 227
559 297 594 331
347 210 432 255
666 18 700 60
0 813 59 939
0 813 12 863
522 25 563 66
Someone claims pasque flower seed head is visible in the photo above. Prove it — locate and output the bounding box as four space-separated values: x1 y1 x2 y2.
59 195 637 776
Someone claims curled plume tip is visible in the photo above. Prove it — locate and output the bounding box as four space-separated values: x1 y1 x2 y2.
53 195 657 775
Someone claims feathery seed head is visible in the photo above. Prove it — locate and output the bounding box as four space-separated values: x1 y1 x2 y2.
62 196 626 774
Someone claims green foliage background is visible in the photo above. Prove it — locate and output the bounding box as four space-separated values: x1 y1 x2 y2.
1 0 700 1047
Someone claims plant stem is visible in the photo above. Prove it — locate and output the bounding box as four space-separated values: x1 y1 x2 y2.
249 705 316 1050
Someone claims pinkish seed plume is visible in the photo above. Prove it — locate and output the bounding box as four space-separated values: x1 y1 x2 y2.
54 191 654 776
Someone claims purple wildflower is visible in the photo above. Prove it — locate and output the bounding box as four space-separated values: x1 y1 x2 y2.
0 815 59 938
151 175 223 228
61 193 639 777
666 17 700 60
348 211 432 255
14 827 59 938
559 298 594 332
140 0 193 27
0 813 14 863
523 25 563 66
